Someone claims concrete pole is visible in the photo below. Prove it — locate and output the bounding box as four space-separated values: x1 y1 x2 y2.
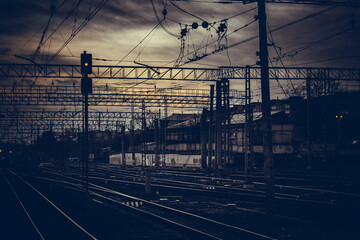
306 77 312 170
84 93 89 193
121 125 125 166
131 103 135 165
154 113 160 167
208 85 214 169
258 0 275 218
215 81 222 172
200 108 207 169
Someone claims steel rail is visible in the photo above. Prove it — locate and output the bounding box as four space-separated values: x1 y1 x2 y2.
29 166 277 240
8 169 98 240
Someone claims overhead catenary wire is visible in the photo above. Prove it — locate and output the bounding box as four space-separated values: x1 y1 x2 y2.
30 0 75 62
269 26 358 63
150 0 181 38
19 0 110 86
170 18 258 65
171 0 244 3
169 0 206 22
172 0 360 6
287 55 360 66
172 6 336 66
47 0 111 64
267 22 294 96
32 3 56 61
95 20 164 83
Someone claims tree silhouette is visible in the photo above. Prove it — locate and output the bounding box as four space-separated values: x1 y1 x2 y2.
286 72 342 98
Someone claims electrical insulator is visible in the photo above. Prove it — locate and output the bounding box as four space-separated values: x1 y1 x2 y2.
220 23 227 29
181 28 187 37
202 21 209 29
192 22 198 29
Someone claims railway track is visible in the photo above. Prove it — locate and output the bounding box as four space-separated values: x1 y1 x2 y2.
0 168 97 240
14 163 360 239
18 166 278 240
90 164 360 207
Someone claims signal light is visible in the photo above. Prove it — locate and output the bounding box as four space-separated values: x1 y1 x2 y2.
81 51 92 75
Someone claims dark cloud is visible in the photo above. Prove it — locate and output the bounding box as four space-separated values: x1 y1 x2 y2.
0 47 11 55
0 0 359 69
0 0 49 35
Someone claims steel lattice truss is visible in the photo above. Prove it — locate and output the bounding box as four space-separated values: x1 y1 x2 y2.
1 64 359 144
220 67 360 81
0 85 244 108
0 111 159 144
0 64 220 81
1 64 359 81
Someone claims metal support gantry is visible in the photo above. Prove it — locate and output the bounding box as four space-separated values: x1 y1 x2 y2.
1 64 359 82
244 66 254 187
141 100 147 166
0 110 155 144
0 85 221 108
214 79 231 172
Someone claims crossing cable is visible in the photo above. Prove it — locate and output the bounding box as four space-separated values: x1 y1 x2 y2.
96 20 164 84
47 0 111 64
1 171 45 240
13 0 72 57
40 0 84 51
175 18 258 65
267 22 294 96
286 55 360 66
169 0 206 22
31 0 74 62
150 0 181 38
173 6 335 66
164 0 256 68
32 2 56 61
269 26 358 63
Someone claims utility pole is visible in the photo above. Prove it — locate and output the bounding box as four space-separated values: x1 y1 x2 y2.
163 96 168 167
155 110 160 166
200 108 208 169
121 125 125 166
244 65 254 188
306 77 312 170
222 78 231 167
215 81 222 174
81 51 92 194
141 100 146 166
131 102 135 165
257 0 275 218
208 85 214 170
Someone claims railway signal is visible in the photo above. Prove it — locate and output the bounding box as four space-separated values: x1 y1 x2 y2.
81 51 92 75
81 50 92 194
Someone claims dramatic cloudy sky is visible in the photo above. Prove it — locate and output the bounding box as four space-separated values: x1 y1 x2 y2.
0 0 359 98
1 0 359 66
